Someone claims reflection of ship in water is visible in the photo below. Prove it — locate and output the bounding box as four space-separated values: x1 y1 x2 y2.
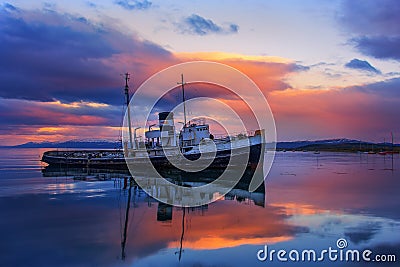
41 164 131 180
144 187 264 262
42 164 265 208
157 202 173 222
122 172 265 262
41 167 265 261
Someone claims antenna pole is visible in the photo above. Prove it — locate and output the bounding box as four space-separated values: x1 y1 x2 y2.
177 74 187 127
124 73 134 150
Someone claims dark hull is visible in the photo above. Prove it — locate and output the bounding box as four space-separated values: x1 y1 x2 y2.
42 150 128 169
42 143 264 171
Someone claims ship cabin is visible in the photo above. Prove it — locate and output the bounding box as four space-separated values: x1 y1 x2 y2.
179 120 213 152
144 112 213 151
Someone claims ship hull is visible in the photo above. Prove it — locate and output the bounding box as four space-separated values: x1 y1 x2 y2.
41 150 128 169
41 143 264 171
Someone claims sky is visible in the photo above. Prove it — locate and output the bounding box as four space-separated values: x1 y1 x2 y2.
1 0 400 145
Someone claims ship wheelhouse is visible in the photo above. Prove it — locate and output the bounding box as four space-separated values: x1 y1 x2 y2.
143 111 213 151
179 122 212 148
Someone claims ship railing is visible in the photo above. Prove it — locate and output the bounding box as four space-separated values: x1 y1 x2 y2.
43 150 125 158
212 130 259 142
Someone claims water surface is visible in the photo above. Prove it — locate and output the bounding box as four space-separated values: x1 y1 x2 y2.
0 148 399 266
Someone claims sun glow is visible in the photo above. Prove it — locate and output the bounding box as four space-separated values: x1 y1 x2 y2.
46 100 110 109
36 127 68 133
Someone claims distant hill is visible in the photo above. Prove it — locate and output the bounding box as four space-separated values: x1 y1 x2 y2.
4 139 122 149
275 138 400 152
276 138 358 149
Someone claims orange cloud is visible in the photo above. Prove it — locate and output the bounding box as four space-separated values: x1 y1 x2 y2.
175 52 295 94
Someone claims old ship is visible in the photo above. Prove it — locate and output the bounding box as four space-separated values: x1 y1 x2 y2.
41 73 266 171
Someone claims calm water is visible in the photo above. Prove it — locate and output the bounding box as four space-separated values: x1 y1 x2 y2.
0 148 399 266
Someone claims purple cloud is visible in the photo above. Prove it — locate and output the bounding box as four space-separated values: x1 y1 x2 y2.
180 14 239 35
290 64 310 72
340 0 400 36
345 58 381 74
348 77 400 99
3 2 18 11
352 36 400 61
0 4 172 105
0 98 121 127
115 0 152 10
340 0 400 60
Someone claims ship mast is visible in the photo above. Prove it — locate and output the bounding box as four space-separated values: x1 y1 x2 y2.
121 178 132 260
124 73 134 149
177 74 187 127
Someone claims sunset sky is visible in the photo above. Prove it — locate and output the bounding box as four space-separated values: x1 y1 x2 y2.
1 0 400 145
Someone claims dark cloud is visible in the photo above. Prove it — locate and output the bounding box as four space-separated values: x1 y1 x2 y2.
348 77 400 99
0 4 173 105
86 2 97 8
229 24 239 33
352 36 400 60
344 58 381 74
290 64 310 72
115 0 152 10
340 0 400 36
180 14 239 36
3 2 18 11
340 0 400 60
0 98 121 127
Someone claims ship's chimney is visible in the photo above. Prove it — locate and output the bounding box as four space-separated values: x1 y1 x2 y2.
159 112 174 133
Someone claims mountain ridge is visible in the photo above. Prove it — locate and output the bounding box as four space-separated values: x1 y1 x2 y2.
2 138 399 151
2 139 122 149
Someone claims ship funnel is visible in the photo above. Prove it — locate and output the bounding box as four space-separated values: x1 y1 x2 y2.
159 112 174 133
